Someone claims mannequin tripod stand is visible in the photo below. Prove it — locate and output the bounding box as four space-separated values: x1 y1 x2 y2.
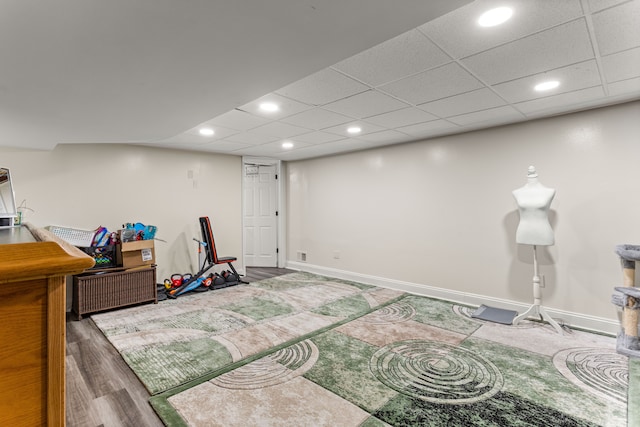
512 245 563 334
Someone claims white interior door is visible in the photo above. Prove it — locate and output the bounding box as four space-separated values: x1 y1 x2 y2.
243 164 278 267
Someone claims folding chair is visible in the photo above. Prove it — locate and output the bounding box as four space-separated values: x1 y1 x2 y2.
199 216 248 283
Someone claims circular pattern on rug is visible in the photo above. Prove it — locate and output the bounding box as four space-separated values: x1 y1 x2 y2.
358 302 416 324
553 347 628 403
210 340 319 390
452 305 475 319
370 340 503 404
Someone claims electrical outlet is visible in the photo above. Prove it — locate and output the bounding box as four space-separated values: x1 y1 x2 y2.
298 251 307 262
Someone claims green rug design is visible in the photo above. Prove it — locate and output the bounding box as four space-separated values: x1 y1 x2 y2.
91 271 403 395
369 339 504 404
155 293 628 426
93 272 630 426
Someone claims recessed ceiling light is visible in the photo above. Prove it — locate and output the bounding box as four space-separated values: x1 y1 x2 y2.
282 141 294 149
478 7 513 27
534 80 560 92
347 126 362 134
259 102 279 112
199 127 214 136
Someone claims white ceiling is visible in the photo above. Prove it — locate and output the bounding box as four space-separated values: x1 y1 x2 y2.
3 0 639 161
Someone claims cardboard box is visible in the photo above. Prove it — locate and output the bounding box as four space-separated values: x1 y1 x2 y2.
117 240 155 268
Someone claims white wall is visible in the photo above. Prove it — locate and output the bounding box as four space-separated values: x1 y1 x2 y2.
2 101 638 329
286 101 640 330
0 143 243 298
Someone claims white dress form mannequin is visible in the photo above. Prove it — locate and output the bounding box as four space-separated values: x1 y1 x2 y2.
512 166 563 334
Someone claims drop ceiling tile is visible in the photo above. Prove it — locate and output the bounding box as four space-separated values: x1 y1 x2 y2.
256 139 313 152
591 0 640 55
209 109 271 131
396 119 459 138
364 107 438 128
447 105 524 126
515 86 606 115
224 132 279 146
278 139 368 161
138 0 639 161
200 140 253 152
276 149 317 162
275 68 369 106
292 131 345 144
379 62 483 105
418 88 506 117
234 140 315 158
250 121 312 138
190 124 239 140
160 125 239 144
314 138 374 154
323 90 409 118
333 29 451 87
588 0 629 12
601 47 640 83
238 93 312 119
607 77 640 96
492 60 602 103
461 19 594 85
231 145 283 157
356 129 411 143
280 108 353 130
322 121 386 137
419 0 584 59
355 137 410 150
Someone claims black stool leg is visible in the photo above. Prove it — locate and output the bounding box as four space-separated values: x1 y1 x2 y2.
227 262 249 284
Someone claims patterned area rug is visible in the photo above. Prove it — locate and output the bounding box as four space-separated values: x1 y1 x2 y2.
93 273 629 426
91 272 403 395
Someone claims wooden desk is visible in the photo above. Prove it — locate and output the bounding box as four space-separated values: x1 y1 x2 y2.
0 223 94 426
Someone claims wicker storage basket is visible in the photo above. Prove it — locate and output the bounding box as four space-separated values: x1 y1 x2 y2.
72 267 157 319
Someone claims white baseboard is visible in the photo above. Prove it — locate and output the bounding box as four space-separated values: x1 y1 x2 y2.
286 261 619 336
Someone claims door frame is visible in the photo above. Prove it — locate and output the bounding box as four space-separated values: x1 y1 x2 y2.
241 156 285 268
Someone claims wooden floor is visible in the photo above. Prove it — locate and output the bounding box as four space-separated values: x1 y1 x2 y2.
66 267 294 427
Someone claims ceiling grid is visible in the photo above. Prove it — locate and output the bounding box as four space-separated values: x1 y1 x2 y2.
2 0 638 158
